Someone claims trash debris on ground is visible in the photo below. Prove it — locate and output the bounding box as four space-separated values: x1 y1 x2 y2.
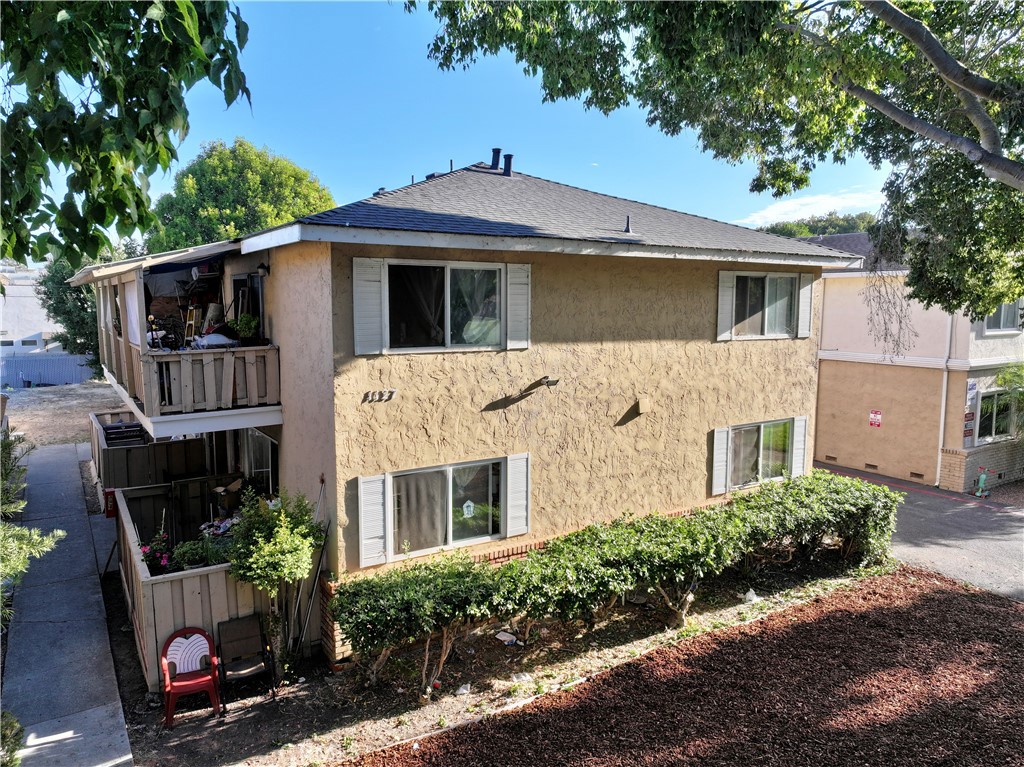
495 631 517 645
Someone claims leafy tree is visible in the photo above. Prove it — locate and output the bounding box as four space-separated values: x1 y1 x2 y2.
413 0 1024 317
146 138 336 253
760 211 877 238
1 1 250 269
35 242 141 370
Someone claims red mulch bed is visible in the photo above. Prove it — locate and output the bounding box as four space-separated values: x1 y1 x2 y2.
350 567 1024 767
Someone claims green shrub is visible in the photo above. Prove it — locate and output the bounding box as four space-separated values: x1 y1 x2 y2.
171 539 208 568
1 711 23 767
228 489 324 592
330 470 902 682
331 554 496 685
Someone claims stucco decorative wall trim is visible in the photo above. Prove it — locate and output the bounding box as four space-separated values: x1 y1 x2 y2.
244 223 855 267
818 349 955 369
962 356 1024 371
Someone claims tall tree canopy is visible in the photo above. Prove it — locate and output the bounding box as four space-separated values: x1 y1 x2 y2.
35 240 142 368
1 1 250 269
413 0 1024 318
146 138 336 253
759 211 877 237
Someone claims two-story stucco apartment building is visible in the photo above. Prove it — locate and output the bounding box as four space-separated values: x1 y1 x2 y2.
812 233 1024 492
73 151 853 676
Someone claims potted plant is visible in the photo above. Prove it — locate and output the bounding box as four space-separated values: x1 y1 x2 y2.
172 539 208 570
228 313 261 345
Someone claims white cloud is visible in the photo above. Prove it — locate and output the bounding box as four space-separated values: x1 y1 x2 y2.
591 162 600 167
733 189 885 227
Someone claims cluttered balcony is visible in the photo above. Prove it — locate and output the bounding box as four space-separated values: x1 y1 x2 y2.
75 242 284 439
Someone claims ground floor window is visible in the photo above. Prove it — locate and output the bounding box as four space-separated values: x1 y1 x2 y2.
978 391 1012 441
392 460 503 555
712 416 807 495
358 454 530 567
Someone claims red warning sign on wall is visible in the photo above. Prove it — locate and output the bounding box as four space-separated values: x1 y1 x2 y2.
869 410 882 428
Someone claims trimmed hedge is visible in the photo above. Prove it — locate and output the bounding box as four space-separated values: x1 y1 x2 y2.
331 470 902 684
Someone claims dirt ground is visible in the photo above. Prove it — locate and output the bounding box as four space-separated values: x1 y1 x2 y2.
356 568 1023 767
3 381 125 445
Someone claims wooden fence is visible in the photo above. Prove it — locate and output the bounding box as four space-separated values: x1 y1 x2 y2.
115 488 271 693
89 410 207 490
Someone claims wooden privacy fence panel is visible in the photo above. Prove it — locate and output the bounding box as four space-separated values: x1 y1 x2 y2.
89 411 207 490
145 346 280 416
115 490 271 693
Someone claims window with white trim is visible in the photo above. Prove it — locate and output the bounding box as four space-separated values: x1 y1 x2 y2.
978 391 1012 441
984 301 1021 333
240 428 277 496
712 416 808 494
717 271 813 341
358 453 530 567
352 258 530 355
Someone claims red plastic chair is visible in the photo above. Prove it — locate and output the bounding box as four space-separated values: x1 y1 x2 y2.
160 627 221 727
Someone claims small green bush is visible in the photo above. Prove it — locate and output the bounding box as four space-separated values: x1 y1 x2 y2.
1 711 23 767
228 489 324 592
171 539 208 568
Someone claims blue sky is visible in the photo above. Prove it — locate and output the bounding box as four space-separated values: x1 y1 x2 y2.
151 1 889 228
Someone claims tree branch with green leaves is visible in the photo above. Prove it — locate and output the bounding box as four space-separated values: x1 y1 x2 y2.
1 1 251 269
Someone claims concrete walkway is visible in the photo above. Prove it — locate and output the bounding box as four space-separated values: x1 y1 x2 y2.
3 443 133 767
823 465 1024 601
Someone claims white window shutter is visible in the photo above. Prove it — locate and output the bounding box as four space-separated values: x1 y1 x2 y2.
797 273 814 338
505 453 530 537
506 264 531 350
358 474 387 567
353 258 384 355
711 428 730 495
716 272 735 341
791 416 808 477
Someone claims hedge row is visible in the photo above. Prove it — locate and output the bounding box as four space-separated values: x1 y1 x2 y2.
330 470 902 686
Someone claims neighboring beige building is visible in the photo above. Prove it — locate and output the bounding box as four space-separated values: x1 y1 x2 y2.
813 234 1024 492
73 151 853 671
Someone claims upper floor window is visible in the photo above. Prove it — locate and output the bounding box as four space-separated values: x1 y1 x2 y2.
717 271 813 341
978 391 1012 442
984 301 1021 334
353 258 530 355
388 264 501 349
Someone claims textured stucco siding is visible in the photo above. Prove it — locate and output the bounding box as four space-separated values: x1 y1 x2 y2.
262 242 339 570
330 244 820 572
816 359 943 484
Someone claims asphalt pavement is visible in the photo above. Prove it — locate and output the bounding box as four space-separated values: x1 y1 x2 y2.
822 465 1024 601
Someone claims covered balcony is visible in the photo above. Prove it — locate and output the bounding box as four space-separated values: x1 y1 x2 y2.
71 242 282 439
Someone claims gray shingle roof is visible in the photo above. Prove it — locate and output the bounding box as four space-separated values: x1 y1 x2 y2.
298 163 849 260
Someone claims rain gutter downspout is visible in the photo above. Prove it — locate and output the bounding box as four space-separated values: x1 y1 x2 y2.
935 312 954 485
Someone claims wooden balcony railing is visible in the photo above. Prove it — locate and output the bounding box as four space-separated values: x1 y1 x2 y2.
141 345 281 416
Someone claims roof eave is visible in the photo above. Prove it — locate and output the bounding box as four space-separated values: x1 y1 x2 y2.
242 223 857 267
68 240 242 286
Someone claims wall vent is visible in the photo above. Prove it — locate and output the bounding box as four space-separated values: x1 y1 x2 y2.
865 463 878 470
910 472 924 480
825 454 837 462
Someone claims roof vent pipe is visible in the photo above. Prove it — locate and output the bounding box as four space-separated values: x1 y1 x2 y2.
491 147 502 169
624 215 632 233
503 153 513 176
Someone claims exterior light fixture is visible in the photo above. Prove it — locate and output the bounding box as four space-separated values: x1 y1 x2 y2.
257 262 270 278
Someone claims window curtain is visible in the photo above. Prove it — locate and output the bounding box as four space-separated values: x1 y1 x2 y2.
393 471 446 553
124 280 141 345
451 269 500 345
401 267 444 345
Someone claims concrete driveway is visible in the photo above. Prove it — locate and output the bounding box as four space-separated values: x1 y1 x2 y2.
821 466 1024 601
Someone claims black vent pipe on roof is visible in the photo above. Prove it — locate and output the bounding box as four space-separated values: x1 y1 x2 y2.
503 153 513 176
491 147 501 169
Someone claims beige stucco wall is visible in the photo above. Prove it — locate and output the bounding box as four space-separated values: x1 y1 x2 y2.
329 244 821 572
815 359 943 484
819 273 953 359
261 242 339 571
